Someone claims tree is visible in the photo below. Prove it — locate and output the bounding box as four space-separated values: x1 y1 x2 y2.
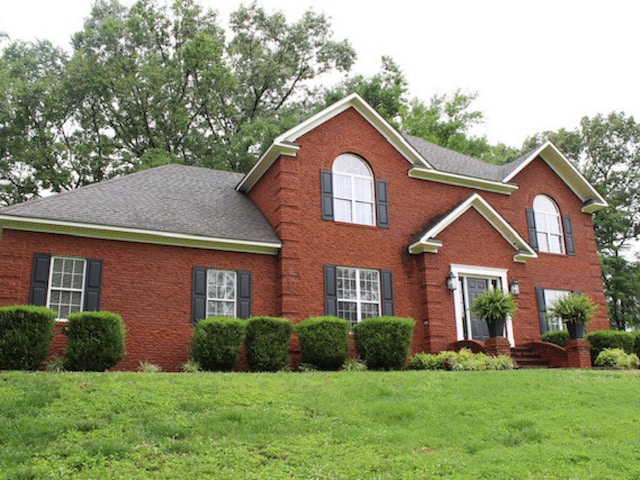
0 39 72 205
0 0 356 205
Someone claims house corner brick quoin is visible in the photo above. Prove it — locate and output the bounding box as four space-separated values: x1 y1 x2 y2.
0 94 609 371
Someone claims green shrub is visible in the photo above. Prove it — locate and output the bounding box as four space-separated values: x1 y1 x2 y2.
353 316 415 370
245 317 293 372
64 311 126 371
408 349 515 371
541 330 570 347
407 352 444 370
191 317 246 371
594 348 640 369
296 316 349 370
0 305 56 370
586 330 635 362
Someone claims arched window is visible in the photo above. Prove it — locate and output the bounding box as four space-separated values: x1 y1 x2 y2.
532 195 564 254
332 154 375 225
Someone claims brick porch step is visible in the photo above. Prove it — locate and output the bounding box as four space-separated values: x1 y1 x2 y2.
511 347 551 369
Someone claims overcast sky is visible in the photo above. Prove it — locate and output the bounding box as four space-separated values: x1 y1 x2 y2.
1 0 638 148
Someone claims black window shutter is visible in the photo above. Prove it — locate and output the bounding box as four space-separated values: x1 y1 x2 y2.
381 269 394 316
324 265 337 316
562 215 576 255
535 287 548 335
29 253 51 306
83 258 103 311
376 179 389 228
321 170 334 221
526 208 538 251
192 267 207 325
236 270 252 319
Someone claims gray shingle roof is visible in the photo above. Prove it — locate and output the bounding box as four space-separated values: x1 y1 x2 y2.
1 164 279 244
403 133 537 183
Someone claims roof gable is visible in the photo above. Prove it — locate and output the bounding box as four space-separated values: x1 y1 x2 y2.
500 141 607 213
237 93 429 192
408 193 538 263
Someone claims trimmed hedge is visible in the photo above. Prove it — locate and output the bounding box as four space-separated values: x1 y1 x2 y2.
353 316 415 370
191 317 246 371
0 305 56 370
541 330 570 347
296 316 350 370
64 311 126 371
585 330 635 363
245 316 293 372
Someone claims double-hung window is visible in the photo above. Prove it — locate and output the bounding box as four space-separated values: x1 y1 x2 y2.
324 265 394 331
206 269 237 317
336 267 381 330
48 257 87 319
29 253 103 319
192 267 252 323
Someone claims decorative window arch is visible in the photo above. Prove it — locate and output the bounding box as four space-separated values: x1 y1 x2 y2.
526 195 575 255
320 154 389 228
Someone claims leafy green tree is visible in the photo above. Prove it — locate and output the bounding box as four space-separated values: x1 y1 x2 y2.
0 39 72 205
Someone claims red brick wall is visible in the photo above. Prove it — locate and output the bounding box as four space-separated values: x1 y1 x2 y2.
0 229 279 371
248 107 609 354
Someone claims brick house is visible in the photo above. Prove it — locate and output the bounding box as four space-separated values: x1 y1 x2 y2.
0 94 609 370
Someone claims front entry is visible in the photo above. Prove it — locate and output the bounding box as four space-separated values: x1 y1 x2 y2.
450 265 514 346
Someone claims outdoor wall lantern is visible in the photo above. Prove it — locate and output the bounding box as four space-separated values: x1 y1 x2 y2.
510 279 520 296
446 271 457 291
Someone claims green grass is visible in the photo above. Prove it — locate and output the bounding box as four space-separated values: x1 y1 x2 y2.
1 370 640 479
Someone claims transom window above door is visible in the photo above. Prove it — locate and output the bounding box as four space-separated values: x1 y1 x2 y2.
332 154 375 226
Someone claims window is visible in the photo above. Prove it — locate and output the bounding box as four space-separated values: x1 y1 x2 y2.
48 257 86 319
526 196 575 255
533 195 564 253
332 154 375 225
206 269 236 317
536 287 571 333
324 265 394 330
336 267 380 330
192 268 252 323
320 155 389 228
29 253 103 319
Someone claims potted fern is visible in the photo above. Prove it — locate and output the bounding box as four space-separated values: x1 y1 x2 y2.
471 288 518 338
547 293 598 340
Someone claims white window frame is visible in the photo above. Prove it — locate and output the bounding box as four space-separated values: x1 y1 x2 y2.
450 264 515 346
543 289 571 331
336 266 381 330
206 269 237 317
332 154 376 226
47 256 87 320
533 195 565 254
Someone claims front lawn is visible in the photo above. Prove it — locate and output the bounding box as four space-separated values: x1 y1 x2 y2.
1 369 639 479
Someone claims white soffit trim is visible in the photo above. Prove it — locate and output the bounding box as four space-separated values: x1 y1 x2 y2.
502 141 608 213
0 216 282 255
408 193 538 263
237 93 431 192
408 166 518 195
